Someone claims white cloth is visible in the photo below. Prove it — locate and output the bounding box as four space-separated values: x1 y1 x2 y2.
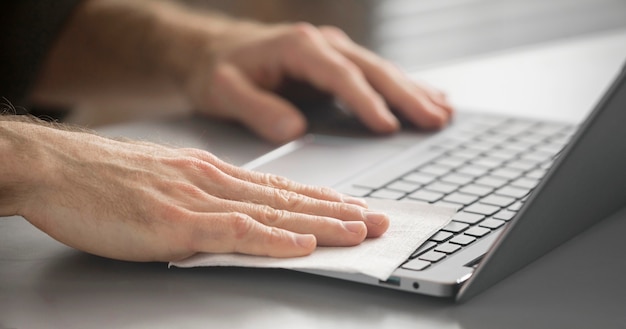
170 199 456 280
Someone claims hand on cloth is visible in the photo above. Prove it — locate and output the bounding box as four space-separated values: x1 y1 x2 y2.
1 118 389 262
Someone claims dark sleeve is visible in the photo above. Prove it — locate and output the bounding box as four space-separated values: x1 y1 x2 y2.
0 1 82 105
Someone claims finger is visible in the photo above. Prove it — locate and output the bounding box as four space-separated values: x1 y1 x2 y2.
214 199 367 246
188 212 317 257
159 178 369 245
414 81 455 116
320 26 454 129
167 149 389 237
179 148 369 207
207 64 307 143
216 180 389 238
279 24 400 134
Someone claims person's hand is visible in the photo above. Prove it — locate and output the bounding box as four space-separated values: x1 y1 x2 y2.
31 0 453 143
179 20 454 143
2 120 389 262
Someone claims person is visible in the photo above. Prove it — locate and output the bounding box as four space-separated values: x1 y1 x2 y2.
0 0 453 262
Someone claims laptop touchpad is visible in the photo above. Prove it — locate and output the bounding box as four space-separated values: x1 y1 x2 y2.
245 134 404 187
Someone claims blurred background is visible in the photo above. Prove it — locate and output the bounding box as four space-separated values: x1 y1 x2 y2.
65 0 626 126
182 0 626 70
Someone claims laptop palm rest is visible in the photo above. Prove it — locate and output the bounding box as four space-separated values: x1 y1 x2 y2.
244 134 408 187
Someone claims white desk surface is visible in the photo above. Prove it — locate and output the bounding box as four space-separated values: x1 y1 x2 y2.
2 29 626 329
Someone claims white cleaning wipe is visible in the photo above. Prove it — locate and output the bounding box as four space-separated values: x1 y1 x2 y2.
170 198 455 280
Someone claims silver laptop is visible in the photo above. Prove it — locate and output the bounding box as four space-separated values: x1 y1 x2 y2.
243 64 626 302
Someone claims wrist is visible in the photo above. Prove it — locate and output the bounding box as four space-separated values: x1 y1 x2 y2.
148 2 244 88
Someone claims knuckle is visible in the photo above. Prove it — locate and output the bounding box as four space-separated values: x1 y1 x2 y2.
288 22 320 41
326 201 359 220
317 186 340 199
258 206 286 226
180 148 219 163
335 59 361 79
262 173 291 188
319 25 348 39
274 189 304 209
229 212 255 239
173 156 225 179
265 227 288 247
209 63 235 87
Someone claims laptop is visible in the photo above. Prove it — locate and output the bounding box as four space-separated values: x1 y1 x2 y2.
241 63 626 302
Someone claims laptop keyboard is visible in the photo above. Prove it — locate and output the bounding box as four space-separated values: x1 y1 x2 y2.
339 117 576 272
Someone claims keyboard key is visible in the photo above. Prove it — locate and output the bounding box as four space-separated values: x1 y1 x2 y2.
429 231 453 243
464 141 499 153
471 157 505 169
435 156 466 168
441 221 470 233
434 201 462 210
386 180 420 193
450 234 477 246
509 201 524 211
444 192 478 206
479 218 506 229
410 241 437 259
449 148 483 160
474 175 508 188
540 160 555 169
533 123 569 136
525 168 547 180
464 226 491 238
452 212 485 224
501 140 534 153
403 172 436 185
418 164 451 176
419 250 447 263
440 173 474 186
478 133 510 145
459 184 494 197
494 209 516 221
424 181 460 194
408 190 443 203
455 165 490 178
435 243 462 254
515 133 546 144
490 167 523 180
480 195 515 207
369 189 405 200
535 143 564 155
485 148 518 161
511 177 540 189
492 120 535 136
496 186 530 198
520 150 554 163
402 259 431 271
464 203 501 216
505 160 538 172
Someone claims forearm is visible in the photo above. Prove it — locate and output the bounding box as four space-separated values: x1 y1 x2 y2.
0 115 51 217
29 0 236 109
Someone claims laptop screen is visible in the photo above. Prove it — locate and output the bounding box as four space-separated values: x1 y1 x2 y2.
458 63 626 302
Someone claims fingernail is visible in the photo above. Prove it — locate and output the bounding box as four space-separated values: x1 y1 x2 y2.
364 211 388 226
343 221 366 234
296 234 316 249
